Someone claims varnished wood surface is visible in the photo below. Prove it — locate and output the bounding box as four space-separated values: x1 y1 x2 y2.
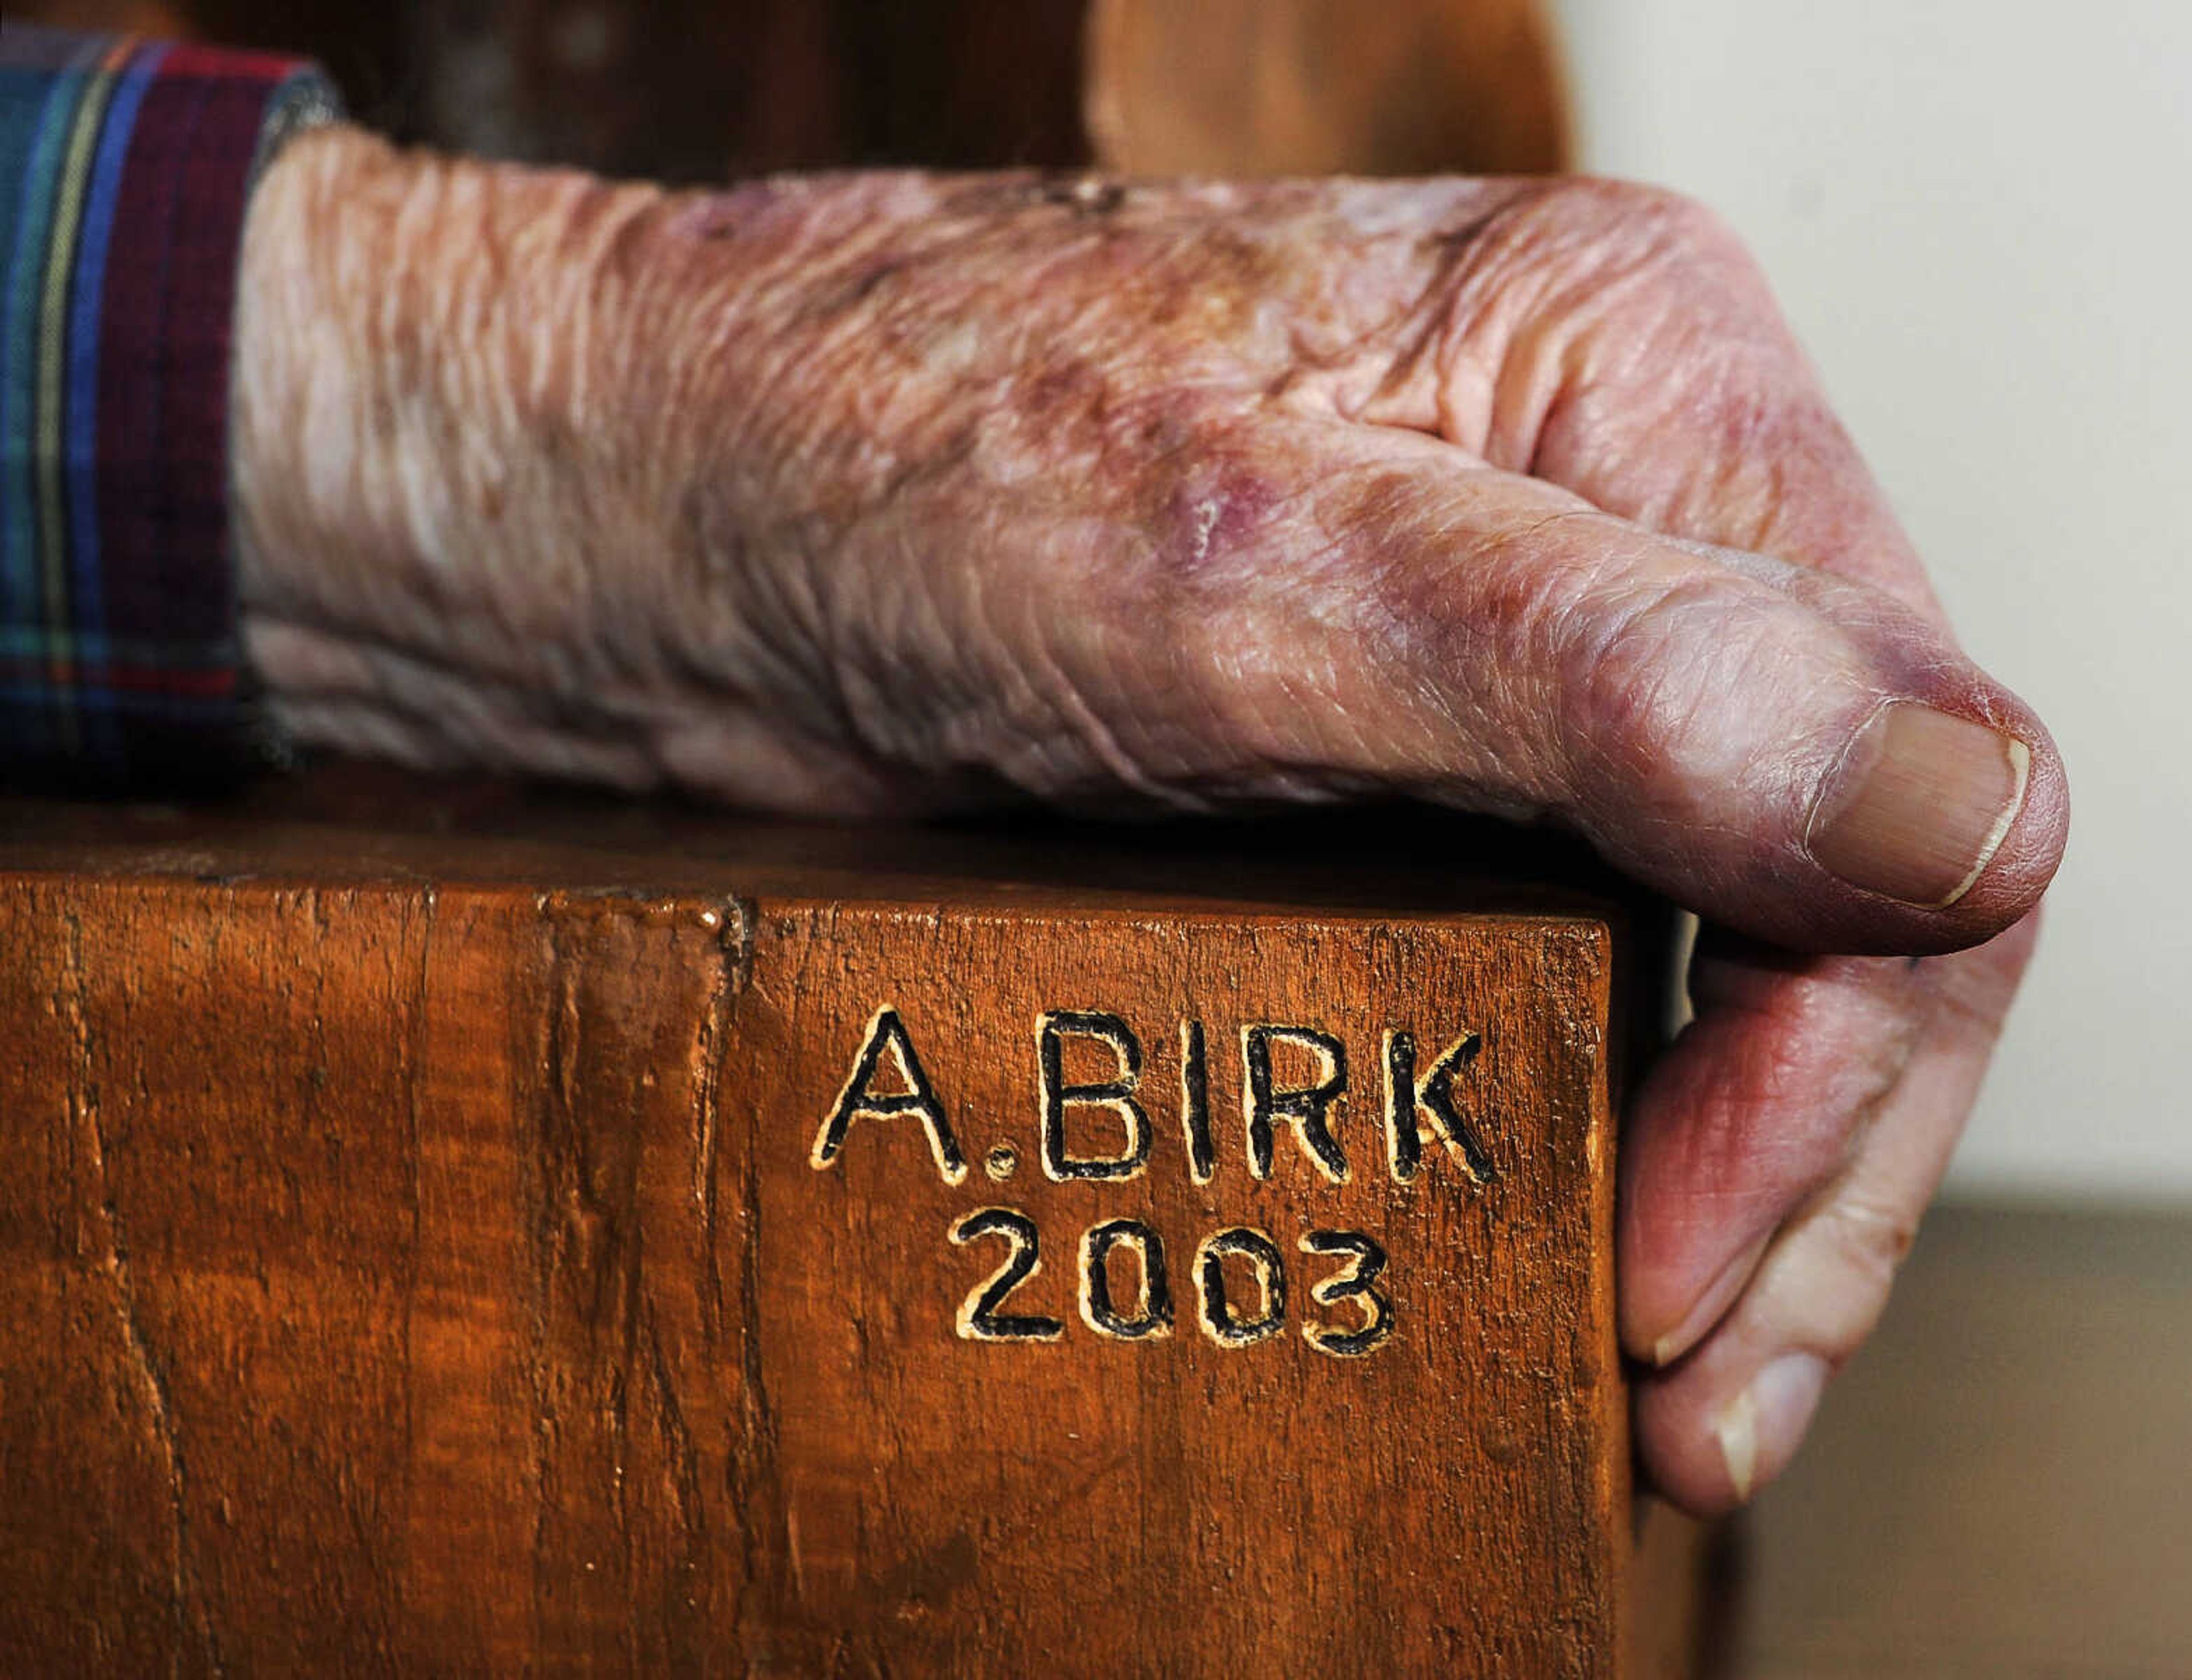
0 767 1692 1674
0 760 1662 923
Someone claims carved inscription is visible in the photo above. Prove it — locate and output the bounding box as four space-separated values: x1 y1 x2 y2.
951 1208 1066 1342
1037 1011 1151 1182
1079 1218 1173 1340
1197 1227 1288 1347
1179 1018 1215 1184
815 1006 969 1185
1298 1231 1393 1356
1383 1029 1492 1183
1242 1026 1349 1183
812 1005 1498 1359
949 1214 1383 1355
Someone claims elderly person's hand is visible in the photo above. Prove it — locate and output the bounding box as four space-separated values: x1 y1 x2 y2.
233 127 2067 1514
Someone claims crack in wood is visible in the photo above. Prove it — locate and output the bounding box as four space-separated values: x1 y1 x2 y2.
62 904 225 1678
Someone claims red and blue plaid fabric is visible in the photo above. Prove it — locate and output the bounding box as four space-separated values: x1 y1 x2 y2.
0 23 337 786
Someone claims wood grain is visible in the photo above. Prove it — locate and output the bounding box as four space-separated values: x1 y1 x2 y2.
0 775 1690 1674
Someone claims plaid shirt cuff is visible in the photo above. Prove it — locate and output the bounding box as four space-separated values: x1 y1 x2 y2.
0 23 341 789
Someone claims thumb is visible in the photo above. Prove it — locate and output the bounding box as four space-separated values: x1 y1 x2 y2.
1188 429 2066 953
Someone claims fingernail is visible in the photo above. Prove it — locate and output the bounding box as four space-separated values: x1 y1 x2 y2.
1649 1230 1774 1368
1808 703 2030 908
1713 1351 1829 1503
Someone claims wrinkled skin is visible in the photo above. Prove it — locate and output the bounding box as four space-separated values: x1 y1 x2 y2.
235 129 2068 1514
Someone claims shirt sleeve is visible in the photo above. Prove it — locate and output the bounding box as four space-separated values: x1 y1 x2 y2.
0 22 340 789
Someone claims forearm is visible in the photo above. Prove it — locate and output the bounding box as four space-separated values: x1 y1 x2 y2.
225 135 1492 808
231 126 898 797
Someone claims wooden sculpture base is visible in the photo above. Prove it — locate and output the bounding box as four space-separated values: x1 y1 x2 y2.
0 764 1703 1675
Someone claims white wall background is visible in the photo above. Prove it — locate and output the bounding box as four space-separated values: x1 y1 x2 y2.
1549 1 2191 1198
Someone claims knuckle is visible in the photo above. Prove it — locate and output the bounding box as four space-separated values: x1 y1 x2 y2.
1633 184 1744 259
1803 1192 1920 1351
1506 179 1782 363
1555 568 1776 799
1532 178 1749 270
1597 180 1750 271
1552 559 1884 842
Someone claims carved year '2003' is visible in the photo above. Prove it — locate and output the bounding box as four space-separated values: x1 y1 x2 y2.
808 1005 1494 1359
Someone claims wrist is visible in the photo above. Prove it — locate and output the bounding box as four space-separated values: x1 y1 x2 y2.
231 126 777 783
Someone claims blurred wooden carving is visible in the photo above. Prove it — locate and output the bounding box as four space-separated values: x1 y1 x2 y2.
17 0 1569 179
1087 0 1570 175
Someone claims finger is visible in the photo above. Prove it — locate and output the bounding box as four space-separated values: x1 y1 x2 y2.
1616 935 1929 1367
1629 916 2041 1514
1193 428 2066 952
1435 182 1943 614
